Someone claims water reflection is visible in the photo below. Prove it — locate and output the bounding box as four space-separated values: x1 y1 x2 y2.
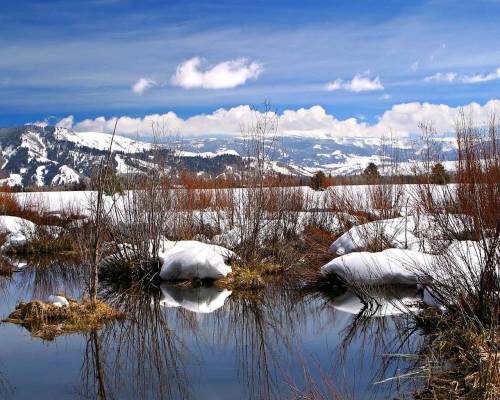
159 283 232 313
12 254 85 300
0 259 424 400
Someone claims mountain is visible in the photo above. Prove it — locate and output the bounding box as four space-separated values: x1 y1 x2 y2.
0 125 244 187
0 125 458 187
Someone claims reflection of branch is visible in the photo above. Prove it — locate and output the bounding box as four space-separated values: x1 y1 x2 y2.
97 284 191 400
14 255 84 300
81 330 109 400
0 367 13 399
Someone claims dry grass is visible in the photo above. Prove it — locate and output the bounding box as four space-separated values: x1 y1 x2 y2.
415 311 500 400
0 256 14 276
3 296 125 340
5 226 81 256
0 192 82 226
217 262 284 290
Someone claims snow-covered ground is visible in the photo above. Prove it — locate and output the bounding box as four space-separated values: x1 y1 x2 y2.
10 184 455 216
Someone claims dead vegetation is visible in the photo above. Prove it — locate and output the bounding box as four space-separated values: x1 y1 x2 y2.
3 296 124 340
415 310 499 400
0 256 14 276
217 262 284 290
410 113 500 400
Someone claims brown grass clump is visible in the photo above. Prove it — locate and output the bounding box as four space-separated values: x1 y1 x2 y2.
416 311 500 400
216 262 285 290
3 296 125 340
218 268 265 290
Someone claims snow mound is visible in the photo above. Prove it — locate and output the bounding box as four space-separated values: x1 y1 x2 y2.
328 214 467 255
0 215 36 248
321 248 433 285
47 295 69 308
159 240 234 281
328 217 417 255
159 283 231 313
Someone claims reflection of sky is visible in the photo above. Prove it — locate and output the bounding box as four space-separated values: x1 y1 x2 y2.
0 269 421 399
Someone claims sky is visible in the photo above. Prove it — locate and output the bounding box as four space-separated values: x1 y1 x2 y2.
1 0 500 138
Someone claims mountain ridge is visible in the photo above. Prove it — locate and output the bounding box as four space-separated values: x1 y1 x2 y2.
0 125 458 187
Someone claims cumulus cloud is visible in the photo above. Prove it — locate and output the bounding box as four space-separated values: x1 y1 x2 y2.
425 67 500 84
56 100 500 139
325 72 384 92
132 78 157 94
171 57 263 89
55 115 75 129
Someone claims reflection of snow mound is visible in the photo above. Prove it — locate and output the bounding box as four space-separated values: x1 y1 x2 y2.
159 283 232 313
331 288 420 317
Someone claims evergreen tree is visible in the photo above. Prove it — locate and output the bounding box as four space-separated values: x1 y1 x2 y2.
430 162 449 184
310 170 328 191
363 162 380 179
102 166 124 195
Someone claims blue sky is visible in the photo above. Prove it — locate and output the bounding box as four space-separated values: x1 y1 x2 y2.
1 0 500 136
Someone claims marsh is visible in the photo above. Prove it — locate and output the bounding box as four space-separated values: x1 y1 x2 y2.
0 258 423 399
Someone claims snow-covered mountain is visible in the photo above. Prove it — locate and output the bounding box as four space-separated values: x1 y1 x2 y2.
0 125 458 187
0 126 246 186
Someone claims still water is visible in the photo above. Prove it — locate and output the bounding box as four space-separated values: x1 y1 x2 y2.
0 261 422 399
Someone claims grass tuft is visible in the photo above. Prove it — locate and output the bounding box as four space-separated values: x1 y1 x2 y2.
3 296 125 340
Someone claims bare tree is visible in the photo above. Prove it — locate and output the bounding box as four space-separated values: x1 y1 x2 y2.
88 120 118 303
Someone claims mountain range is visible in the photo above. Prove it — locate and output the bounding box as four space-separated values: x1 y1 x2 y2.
0 125 458 187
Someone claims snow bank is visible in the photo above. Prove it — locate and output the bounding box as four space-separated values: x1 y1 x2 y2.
0 215 36 248
159 283 231 313
328 217 415 255
321 248 433 285
47 295 69 308
328 214 469 255
159 240 234 281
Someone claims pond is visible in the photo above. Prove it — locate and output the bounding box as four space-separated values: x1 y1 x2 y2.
0 260 423 399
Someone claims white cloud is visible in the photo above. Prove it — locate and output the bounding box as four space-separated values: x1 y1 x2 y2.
461 67 500 83
425 67 500 84
425 72 458 83
171 57 263 89
325 72 384 92
132 78 157 94
55 115 74 129
57 99 500 139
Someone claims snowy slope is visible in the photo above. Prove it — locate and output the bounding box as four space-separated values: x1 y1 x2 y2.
54 128 152 153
